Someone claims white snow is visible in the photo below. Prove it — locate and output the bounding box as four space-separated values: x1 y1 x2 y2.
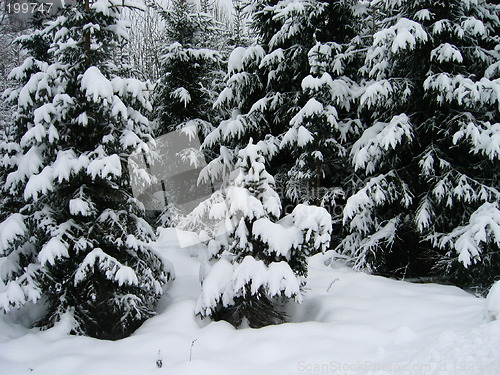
81 67 113 104
213 87 233 108
373 17 428 54
33 103 56 127
74 248 136 286
111 96 128 119
21 123 47 147
227 47 246 74
242 45 265 66
430 43 463 64
232 256 269 295
175 228 205 248
452 121 500 160
280 126 298 147
114 266 139 287
423 73 500 108
296 126 314 147
76 112 89 126
343 173 389 223
5 146 44 189
197 253 303 316
52 150 89 183
87 152 122 179
16 71 45 108
120 130 142 149
220 116 245 141
266 261 301 299
290 98 324 127
360 79 394 109
195 257 234 315
253 218 303 257
259 48 285 69
91 0 144 16
170 87 191 106
416 197 433 232
0 281 25 312
462 17 486 37
485 281 500 321
69 198 91 216
0 214 26 253
38 237 69 266
432 202 500 267
1 229 499 375
288 204 332 250
414 9 432 22
351 114 413 173
23 166 55 201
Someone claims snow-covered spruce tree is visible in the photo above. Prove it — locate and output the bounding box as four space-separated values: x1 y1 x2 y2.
0 0 173 339
278 0 361 211
153 0 222 136
202 0 317 180
196 140 331 328
201 0 360 217
150 0 224 228
224 0 252 48
339 0 500 286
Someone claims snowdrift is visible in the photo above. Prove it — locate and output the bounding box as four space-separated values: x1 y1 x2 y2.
1 228 499 375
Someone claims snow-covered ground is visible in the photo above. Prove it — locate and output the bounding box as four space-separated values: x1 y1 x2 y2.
1 228 499 375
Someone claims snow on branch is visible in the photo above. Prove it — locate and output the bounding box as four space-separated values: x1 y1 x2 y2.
0 282 27 313
351 114 413 173
423 74 500 108
290 98 323 128
430 43 463 64
5 147 43 190
195 256 302 316
170 87 191 107
360 79 396 109
23 166 54 201
415 196 435 233
81 67 113 105
227 47 246 74
0 264 42 313
227 45 265 74
429 156 499 207
74 248 139 287
0 214 26 255
259 48 285 69
430 202 500 267
91 0 147 15
461 16 486 37
38 237 69 266
453 120 500 160
87 147 122 179
69 198 92 217
343 172 412 227
253 218 303 258
285 204 332 252
52 150 90 183
373 17 428 54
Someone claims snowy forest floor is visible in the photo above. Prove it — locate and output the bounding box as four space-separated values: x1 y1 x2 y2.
1 228 500 375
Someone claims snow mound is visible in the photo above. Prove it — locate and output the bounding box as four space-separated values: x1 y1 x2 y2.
1 231 499 375
485 280 500 321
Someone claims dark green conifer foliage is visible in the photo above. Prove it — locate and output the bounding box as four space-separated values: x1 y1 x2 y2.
195 141 332 328
0 1 172 338
153 0 222 136
202 0 361 223
340 0 500 288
